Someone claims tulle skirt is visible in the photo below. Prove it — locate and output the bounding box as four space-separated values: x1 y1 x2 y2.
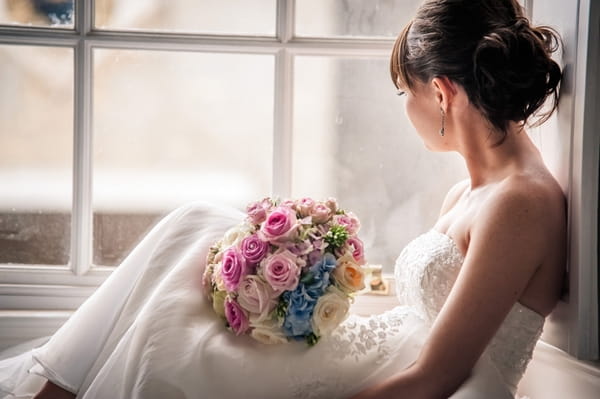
0 202 513 399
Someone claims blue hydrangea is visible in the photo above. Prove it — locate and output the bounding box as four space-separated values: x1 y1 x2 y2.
282 285 316 338
303 253 336 299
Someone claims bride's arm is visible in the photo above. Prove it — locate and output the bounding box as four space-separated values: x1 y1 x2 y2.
350 182 564 398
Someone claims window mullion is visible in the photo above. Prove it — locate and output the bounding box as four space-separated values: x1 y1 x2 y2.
272 0 295 198
272 49 294 199
70 0 94 276
277 0 294 43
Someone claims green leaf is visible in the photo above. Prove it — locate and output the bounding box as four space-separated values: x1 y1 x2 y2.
276 298 288 319
300 272 314 284
306 332 320 346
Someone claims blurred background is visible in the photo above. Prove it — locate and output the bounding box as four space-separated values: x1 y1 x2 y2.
0 0 466 270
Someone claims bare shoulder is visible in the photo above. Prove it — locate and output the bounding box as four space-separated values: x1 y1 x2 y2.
439 178 470 217
488 171 564 226
473 170 566 264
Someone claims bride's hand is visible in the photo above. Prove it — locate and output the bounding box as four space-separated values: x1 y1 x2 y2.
33 380 76 399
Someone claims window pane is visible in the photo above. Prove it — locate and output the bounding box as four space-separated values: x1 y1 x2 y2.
0 0 74 28
0 44 73 265
95 0 276 36
93 49 274 266
295 0 419 38
293 56 466 273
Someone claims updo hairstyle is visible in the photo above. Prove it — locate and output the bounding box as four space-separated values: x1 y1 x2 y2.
391 0 562 136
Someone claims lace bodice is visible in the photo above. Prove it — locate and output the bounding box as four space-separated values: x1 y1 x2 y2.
394 229 545 394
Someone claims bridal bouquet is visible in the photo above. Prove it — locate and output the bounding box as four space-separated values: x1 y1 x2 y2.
202 197 367 346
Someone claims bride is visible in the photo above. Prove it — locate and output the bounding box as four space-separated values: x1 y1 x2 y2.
0 0 565 398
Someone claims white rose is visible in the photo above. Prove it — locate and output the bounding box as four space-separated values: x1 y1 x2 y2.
310 286 350 337
250 317 288 345
212 290 227 318
221 223 253 248
213 263 226 291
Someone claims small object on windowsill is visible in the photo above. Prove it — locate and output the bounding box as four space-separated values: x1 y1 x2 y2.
358 264 390 296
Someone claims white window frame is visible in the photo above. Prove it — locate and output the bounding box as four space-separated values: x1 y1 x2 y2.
0 0 395 315
0 0 597 362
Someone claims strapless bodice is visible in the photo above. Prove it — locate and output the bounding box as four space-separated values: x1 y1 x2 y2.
394 229 544 394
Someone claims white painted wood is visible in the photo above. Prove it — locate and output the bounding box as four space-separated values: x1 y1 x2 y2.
0 311 70 351
0 265 112 286
518 341 600 399
0 284 95 310
566 0 599 360
528 0 599 361
71 0 94 276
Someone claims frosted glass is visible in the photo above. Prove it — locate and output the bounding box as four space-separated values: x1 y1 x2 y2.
0 0 73 28
0 44 73 265
296 0 419 38
293 56 467 273
95 0 275 36
93 49 274 266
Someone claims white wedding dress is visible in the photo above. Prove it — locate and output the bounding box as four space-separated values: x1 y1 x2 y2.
0 202 544 399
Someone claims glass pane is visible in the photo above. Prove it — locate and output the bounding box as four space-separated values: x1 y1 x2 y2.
93 49 274 266
95 0 276 36
0 44 73 265
293 56 467 273
0 0 74 28
295 0 420 38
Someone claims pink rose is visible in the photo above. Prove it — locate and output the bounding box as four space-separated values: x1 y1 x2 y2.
260 206 299 244
246 201 268 225
325 197 339 214
334 212 360 235
240 234 269 265
296 197 315 217
281 199 297 209
346 236 366 265
224 297 250 335
221 247 248 292
310 202 332 223
286 239 313 257
261 249 302 291
237 275 278 319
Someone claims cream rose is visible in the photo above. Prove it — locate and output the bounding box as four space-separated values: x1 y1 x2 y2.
249 317 288 345
310 286 350 337
212 290 227 318
221 223 253 248
213 263 226 291
332 254 366 293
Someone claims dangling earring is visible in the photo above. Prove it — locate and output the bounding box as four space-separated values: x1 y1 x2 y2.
439 108 445 136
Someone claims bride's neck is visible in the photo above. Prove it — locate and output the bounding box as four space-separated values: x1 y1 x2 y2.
454 120 540 189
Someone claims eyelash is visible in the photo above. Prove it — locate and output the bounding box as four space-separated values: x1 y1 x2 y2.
396 90 406 97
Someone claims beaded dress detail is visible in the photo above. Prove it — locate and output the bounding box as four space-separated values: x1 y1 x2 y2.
394 229 545 394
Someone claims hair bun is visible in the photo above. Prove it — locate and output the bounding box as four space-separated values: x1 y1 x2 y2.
472 17 562 131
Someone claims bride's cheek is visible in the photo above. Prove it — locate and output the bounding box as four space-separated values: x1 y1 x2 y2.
404 97 424 136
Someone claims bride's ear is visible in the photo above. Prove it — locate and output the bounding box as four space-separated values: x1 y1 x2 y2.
431 76 456 112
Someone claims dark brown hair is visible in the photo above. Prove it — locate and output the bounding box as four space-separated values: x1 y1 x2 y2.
391 0 562 136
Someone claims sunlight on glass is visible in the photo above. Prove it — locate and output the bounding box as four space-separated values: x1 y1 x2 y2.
0 0 74 28
92 49 274 266
0 44 73 265
95 0 275 36
293 56 467 273
295 0 420 38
